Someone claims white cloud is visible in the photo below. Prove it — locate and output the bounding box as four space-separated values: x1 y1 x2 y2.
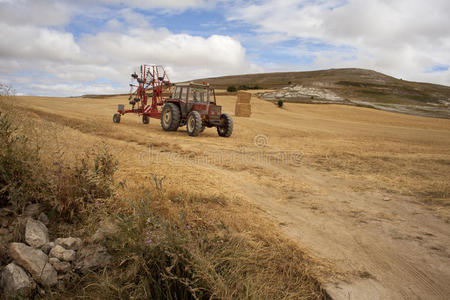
99 0 215 10
0 0 72 26
0 0 254 96
228 0 450 85
0 23 82 62
1 0 449 96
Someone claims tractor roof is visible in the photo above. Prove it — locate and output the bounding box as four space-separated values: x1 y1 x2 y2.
175 82 211 88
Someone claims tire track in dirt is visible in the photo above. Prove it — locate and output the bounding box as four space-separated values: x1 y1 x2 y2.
226 162 450 299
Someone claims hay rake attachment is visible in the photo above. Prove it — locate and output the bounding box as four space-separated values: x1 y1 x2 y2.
113 65 171 124
113 64 233 137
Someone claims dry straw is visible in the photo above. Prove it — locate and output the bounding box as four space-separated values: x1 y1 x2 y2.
235 91 252 117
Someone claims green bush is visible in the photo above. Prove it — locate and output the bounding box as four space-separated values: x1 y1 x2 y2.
278 100 284 108
227 86 237 92
237 85 261 90
227 85 261 92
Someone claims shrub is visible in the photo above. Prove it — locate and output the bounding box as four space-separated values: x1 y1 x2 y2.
237 85 261 90
0 113 47 212
0 106 117 219
48 144 118 220
278 99 284 108
227 86 237 92
109 199 211 299
70 180 326 299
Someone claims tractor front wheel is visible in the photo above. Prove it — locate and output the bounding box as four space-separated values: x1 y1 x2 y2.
142 115 149 124
186 111 202 136
160 103 181 131
113 113 121 123
217 113 233 137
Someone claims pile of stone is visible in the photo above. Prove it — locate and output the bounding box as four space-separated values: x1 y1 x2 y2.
0 205 112 298
235 91 252 117
260 85 344 103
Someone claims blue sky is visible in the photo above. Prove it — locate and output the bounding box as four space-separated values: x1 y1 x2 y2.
0 0 449 96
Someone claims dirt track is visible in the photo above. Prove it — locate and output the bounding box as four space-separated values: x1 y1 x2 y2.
14 93 450 299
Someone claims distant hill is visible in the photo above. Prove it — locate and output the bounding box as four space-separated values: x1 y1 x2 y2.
197 68 450 119
78 68 449 119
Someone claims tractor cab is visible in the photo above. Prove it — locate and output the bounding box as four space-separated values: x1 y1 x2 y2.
172 83 215 104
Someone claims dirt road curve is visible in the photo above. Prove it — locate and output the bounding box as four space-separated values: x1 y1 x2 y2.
16 93 450 299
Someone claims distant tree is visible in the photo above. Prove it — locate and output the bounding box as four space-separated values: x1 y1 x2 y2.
236 85 261 90
277 99 284 108
227 86 237 92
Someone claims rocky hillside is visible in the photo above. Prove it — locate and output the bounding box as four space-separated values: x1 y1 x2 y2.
199 68 450 118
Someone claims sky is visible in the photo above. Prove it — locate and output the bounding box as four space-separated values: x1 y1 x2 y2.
0 0 449 96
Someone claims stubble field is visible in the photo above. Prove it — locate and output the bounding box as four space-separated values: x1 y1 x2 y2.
4 91 450 299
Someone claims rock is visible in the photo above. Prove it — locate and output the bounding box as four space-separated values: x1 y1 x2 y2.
38 212 49 225
89 219 117 243
57 273 70 281
55 237 82 250
24 204 42 217
75 244 111 274
40 242 55 255
8 243 57 286
25 219 49 248
1 263 35 299
49 257 60 265
49 245 64 259
49 245 76 262
63 250 76 262
53 261 71 273
49 257 71 273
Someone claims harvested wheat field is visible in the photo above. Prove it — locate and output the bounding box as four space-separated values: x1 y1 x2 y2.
3 91 450 299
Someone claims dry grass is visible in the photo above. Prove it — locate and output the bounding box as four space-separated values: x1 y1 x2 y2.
2 83 450 298
6 92 450 206
60 184 327 299
0 95 328 299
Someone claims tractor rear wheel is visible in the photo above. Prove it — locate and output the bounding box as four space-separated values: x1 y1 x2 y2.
200 124 206 133
113 113 121 123
186 111 202 136
161 103 181 131
217 113 233 137
142 115 149 124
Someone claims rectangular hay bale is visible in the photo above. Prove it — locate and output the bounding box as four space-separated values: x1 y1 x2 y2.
235 103 251 117
237 91 252 103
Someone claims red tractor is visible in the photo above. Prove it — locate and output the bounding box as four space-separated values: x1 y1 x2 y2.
113 65 233 137
161 82 233 137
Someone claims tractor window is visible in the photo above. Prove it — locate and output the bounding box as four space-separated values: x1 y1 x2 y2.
181 87 188 100
188 88 209 103
173 87 182 99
